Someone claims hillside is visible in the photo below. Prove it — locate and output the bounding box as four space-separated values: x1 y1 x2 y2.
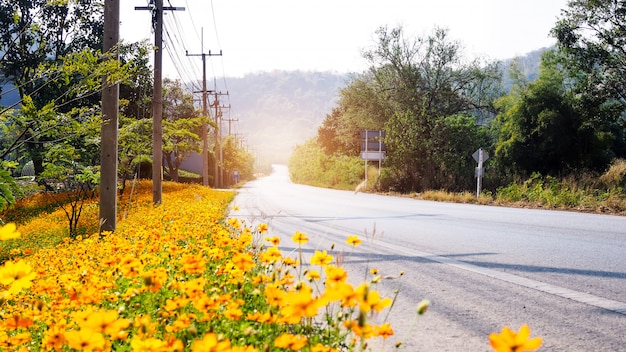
225 70 350 164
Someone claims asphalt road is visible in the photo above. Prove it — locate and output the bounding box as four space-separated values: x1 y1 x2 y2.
231 165 626 351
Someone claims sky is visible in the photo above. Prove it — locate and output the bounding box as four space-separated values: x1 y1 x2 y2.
119 0 570 79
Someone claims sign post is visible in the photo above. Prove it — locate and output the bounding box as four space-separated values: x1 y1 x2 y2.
360 130 386 188
472 148 489 197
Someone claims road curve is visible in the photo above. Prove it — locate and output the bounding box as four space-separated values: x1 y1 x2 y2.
231 165 626 351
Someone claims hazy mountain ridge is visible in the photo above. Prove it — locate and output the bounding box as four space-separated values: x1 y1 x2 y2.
225 70 350 163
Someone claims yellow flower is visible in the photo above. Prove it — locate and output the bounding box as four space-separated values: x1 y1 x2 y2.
227 217 241 229
191 332 231 352
5 314 34 329
274 333 308 350
180 254 206 275
324 265 347 285
310 250 333 266
64 329 106 351
81 310 130 337
291 231 309 245
265 235 280 246
279 285 323 323
310 343 339 352
346 235 362 247
260 246 282 264
224 303 243 320
282 256 297 267
306 269 321 281
322 282 355 306
142 267 168 292
0 259 36 295
0 222 20 240
355 283 392 313
42 325 67 351
119 255 143 278
130 336 167 351
489 325 542 352
374 322 394 339
232 252 255 272
264 284 286 306
257 223 268 233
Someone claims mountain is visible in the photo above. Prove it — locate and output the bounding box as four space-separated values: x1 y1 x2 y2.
224 70 350 164
499 46 552 91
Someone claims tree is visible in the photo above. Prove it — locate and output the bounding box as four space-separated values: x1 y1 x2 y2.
0 162 22 213
161 79 203 182
363 26 502 191
0 0 105 177
119 40 154 121
40 142 99 238
551 0 626 163
221 136 254 186
118 116 152 190
493 51 616 177
551 0 626 104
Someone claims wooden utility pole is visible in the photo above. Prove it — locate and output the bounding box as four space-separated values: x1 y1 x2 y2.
136 1 184 204
222 109 237 136
186 30 222 187
211 91 229 188
100 0 120 232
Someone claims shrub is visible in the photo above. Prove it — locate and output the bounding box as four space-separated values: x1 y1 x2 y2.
599 159 626 190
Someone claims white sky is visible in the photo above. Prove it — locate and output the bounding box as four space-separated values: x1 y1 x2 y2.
120 0 569 79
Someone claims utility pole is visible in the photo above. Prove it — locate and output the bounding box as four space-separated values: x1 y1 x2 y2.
136 0 184 204
222 109 237 136
100 0 120 232
210 91 228 188
186 29 222 187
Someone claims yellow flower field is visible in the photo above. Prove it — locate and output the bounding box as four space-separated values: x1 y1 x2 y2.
0 180 542 351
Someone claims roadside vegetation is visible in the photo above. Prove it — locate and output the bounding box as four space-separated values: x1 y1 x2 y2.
289 1 626 217
289 155 626 215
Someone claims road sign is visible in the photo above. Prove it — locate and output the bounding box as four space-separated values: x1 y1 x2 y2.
361 151 386 161
473 148 488 197
472 148 489 163
361 130 386 139
361 140 387 151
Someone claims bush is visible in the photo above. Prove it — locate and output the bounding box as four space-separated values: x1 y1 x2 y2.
289 139 364 190
599 159 626 190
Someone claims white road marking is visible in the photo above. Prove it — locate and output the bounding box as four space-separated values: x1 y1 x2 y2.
374 240 626 315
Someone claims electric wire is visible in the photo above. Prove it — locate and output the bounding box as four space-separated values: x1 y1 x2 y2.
208 0 234 133
164 0 203 93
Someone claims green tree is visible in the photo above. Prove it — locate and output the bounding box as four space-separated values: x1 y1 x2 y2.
551 0 626 161
40 120 100 238
493 51 615 178
364 26 501 191
119 40 154 121
161 79 203 182
288 139 327 185
0 0 105 176
551 0 626 104
222 136 254 186
118 116 152 189
0 162 22 213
